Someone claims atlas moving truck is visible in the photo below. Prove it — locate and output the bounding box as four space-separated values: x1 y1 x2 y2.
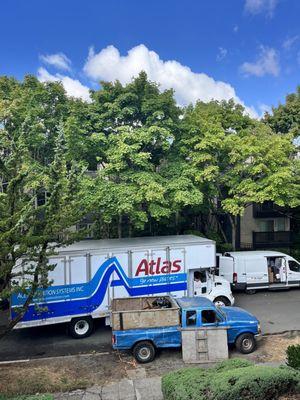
11 235 234 338
218 250 300 293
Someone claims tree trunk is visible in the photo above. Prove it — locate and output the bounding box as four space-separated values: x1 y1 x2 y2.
118 215 122 238
128 219 132 238
229 215 237 251
175 211 180 235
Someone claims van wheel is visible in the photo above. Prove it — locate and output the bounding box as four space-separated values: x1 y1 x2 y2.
213 296 231 307
133 341 156 363
69 317 94 339
236 333 256 354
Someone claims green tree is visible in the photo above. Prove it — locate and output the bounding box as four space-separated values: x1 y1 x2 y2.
264 86 300 136
0 122 88 336
181 100 299 249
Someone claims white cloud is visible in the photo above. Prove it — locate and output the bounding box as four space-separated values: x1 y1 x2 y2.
37 67 91 102
282 35 299 51
216 47 228 62
244 0 278 17
40 52 72 71
258 103 272 117
83 44 258 118
240 46 280 77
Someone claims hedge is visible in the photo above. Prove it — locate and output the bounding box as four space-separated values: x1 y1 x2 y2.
162 359 300 400
287 344 300 370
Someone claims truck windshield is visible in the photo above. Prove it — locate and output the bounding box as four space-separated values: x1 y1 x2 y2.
216 307 226 320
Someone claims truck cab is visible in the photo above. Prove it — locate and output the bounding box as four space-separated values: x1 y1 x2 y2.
112 296 261 363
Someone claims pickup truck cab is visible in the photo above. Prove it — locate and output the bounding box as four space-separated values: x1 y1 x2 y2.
112 297 261 363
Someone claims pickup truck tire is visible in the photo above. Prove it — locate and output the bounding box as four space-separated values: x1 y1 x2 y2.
133 341 156 363
69 317 94 339
213 296 231 306
235 333 256 354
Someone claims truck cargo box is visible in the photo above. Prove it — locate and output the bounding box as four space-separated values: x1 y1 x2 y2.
111 296 180 330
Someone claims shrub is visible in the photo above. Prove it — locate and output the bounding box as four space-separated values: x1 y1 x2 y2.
287 344 300 370
162 358 300 400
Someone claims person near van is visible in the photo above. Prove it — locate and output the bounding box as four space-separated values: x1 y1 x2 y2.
194 271 202 296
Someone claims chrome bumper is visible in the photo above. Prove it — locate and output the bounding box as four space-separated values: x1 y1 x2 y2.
255 333 263 341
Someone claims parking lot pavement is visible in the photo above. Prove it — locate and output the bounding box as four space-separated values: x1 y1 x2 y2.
0 319 112 361
0 288 299 361
234 288 300 334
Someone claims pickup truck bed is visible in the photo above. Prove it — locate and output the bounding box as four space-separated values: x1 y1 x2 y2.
111 296 179 330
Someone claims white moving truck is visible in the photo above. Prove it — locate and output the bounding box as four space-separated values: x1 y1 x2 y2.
11 235 234 338
218 251 300 293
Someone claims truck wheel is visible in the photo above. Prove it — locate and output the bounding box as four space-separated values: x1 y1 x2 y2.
69 317 94 339
213 296 231 307
235 333 256 354
133 341 156 363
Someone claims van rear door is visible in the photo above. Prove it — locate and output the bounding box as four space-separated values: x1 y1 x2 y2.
219 256 234 283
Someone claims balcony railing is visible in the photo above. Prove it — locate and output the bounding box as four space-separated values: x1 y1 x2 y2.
253 231 292 249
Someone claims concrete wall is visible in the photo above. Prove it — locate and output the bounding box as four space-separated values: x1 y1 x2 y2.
181 327 228 363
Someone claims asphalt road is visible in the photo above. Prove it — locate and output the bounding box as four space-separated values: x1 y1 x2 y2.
0 289 299 362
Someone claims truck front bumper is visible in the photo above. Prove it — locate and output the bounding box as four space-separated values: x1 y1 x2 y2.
255 333 263 342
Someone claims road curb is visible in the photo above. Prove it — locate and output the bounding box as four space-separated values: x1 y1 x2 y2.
0 351 110 365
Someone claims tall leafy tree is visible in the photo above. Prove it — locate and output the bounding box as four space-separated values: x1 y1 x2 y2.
0 78 88 329
181 100 299 249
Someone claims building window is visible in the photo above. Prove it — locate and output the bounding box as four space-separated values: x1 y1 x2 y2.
258 220 274 232
275 218 286 231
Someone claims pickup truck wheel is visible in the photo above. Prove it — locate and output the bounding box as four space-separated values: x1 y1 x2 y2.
213 296 231 307
69 317 94 339
235 333 256 354
133 341 156 363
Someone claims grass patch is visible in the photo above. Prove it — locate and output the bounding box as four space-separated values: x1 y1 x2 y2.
0 365 88 397
162 359 300 400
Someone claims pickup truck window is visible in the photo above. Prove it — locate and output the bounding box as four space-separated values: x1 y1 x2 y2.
186 310 197 326
201 310 217 324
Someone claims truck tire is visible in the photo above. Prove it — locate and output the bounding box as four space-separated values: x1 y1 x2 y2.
133 341 156 363
235 333 256 354
213 296 231 307
69 317 94 339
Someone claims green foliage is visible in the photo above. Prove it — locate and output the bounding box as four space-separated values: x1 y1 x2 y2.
287 344 300 369
0 85 89 329
264 85 300 136
162 358 300 400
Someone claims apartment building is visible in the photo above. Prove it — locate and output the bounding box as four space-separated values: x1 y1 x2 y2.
237 202 292 251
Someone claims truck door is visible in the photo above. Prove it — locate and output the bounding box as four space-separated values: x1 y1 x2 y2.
245 258 268 288
219 256 234 283
188 270 207 297
287 258 300 285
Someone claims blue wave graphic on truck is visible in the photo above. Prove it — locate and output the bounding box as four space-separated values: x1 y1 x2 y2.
11 257 187 322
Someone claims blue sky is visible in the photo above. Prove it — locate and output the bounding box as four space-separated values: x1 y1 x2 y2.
1 0 300 117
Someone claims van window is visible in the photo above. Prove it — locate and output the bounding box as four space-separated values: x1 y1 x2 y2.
289 260 300 273
201 310 217 324
186 310 197 326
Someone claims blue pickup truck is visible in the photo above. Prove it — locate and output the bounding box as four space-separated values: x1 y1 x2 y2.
112 296 261 363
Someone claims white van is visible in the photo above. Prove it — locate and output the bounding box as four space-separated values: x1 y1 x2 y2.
11 235 234 337
218 251 300 292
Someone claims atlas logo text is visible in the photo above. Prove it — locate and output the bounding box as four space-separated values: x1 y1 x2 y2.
135 257 182 276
